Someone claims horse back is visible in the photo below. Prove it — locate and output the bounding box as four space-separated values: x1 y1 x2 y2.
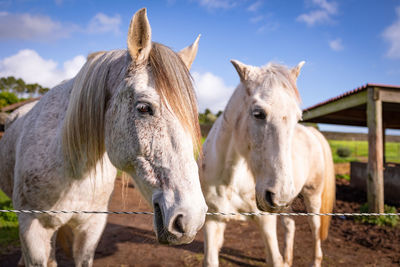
0 80 73 200
0 113 27 198
294 125 335 240
291 125 326 189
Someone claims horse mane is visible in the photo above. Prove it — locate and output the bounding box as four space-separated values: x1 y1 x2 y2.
148 43 201 154
62 44 201 178
260 63 301 103
62 50 121 178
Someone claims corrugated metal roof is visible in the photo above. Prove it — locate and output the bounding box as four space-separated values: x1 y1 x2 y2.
303 83 400 112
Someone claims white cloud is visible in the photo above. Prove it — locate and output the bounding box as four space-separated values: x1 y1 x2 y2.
257 22 279 33
249 13 279 33
247 0 262 12
62 55 87 79
87 13 121 35
195 0 239 10
297 0 338 26
0 49 86 88
192 71 235 113
0 12 121 41
314 0 337 14
250 15 264 24
329 38 343 51
383 6 400 59
0 12 71 40
297 10 330 26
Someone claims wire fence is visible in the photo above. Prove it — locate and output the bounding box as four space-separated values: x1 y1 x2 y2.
1 209 399 217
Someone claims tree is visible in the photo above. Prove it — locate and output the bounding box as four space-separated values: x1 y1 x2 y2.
199 109 218 125
0 91 19 109
0 76 49 98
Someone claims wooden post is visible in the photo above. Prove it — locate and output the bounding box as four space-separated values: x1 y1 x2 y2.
383 125 386 165
367 87 384 213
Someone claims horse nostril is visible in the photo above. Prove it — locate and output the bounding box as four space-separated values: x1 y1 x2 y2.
172 214 185 234
265 191 275 207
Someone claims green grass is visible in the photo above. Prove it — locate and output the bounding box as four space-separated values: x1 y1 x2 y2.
329 140 400 163
0 190 19 249
201 136 206 144
0 189 10 203
335 174 350 181
355 203 399 227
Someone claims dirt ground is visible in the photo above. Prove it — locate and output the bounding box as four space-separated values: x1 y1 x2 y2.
1 176 399 267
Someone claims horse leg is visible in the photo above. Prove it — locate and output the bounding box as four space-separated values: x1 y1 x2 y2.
281 215 295 266
19 215 55 267
303 194 323 267
254 215 284 267
72 214 108 267
17 257 24 267
203 218 226 267
48 231 58 267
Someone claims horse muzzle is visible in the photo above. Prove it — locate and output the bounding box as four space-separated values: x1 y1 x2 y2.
153 198 206 245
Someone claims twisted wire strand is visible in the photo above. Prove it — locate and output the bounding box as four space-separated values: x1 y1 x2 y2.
1 209 399 216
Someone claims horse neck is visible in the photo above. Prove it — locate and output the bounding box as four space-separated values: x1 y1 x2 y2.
203 84 252 187
224 84 248 143
221 84 245 128
213 84 248 162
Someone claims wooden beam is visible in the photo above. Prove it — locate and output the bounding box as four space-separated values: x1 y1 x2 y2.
303 90 367 121
367 87 384 213
380 88 400 103
304 118 367 127
326 109 366 122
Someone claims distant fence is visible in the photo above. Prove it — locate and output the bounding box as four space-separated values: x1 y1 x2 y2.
322 131 400 142
201 124 400 142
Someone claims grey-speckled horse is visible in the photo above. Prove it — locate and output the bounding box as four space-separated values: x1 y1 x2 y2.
0 8 207 267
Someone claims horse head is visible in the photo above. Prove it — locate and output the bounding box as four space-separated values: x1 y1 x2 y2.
63 8 207 245
230 59 305 212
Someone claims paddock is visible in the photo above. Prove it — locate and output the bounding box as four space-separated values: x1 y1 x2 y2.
1 87 400 266
303 83 400 212
0 176 398 266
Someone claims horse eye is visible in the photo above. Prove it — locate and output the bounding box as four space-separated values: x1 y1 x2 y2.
252 109 266 120
136 103 153 115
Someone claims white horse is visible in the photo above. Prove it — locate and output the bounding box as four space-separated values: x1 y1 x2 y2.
0 8 207 267
201 60 335 267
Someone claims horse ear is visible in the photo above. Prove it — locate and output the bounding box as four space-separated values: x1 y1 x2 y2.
127 8 152 65
178 34 201 70
292 61 305 79
230 59 250 82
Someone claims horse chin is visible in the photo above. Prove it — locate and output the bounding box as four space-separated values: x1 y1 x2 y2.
256 198 290 213
155 228 195 245
158 233 195 245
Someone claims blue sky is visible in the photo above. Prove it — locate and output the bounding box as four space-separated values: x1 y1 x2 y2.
1 0 400 133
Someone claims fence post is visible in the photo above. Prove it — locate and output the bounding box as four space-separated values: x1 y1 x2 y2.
366 87 384 213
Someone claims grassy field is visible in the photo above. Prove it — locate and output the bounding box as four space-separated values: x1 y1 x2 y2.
329 140 400 163
0 190 19 251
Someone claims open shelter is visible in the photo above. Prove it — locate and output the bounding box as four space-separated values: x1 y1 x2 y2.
302 83 400 212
